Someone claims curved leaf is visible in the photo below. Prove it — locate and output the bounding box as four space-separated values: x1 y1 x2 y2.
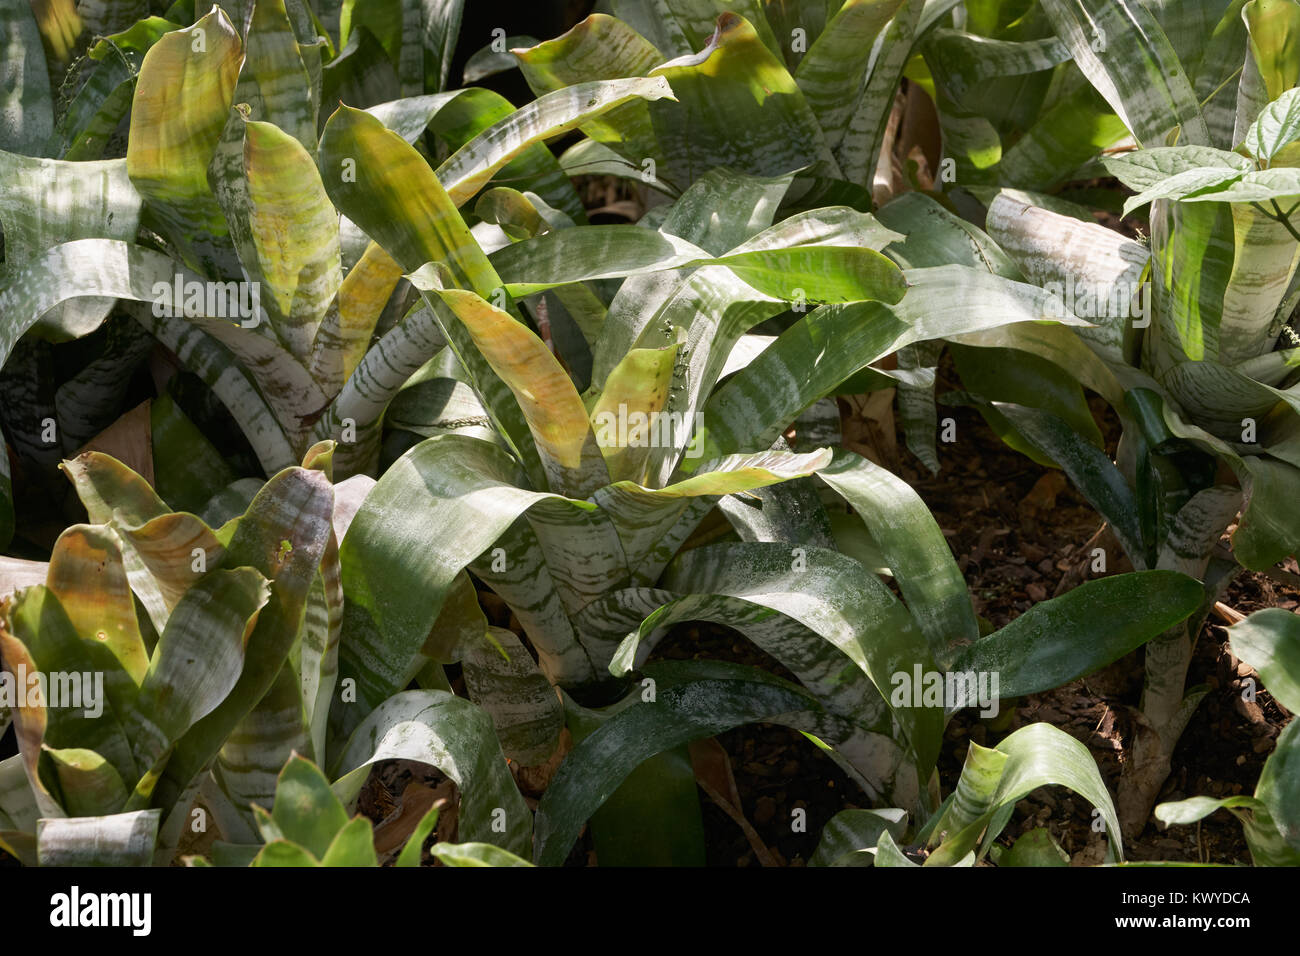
331 690 531 856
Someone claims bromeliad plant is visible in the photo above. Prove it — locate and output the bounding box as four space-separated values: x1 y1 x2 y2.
907 0 1300 835
507 0 947 206
0 447 531 866
0 451 334 866
303 71 1211 863
806 722 1123 867
0 1 676 528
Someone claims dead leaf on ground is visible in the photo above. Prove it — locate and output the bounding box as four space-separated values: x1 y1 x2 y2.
689 737 779 867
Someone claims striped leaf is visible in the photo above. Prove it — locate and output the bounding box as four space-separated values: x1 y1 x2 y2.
690 266 1093 467
953 570 1204 701
128 305 296 474
149 467 333 840
330 689 531 855
613 0 782 60
0 151 142 342
925 722 1122 865
609 542 939 773
308 240 403 398
209 662 310 839
593 449 832 583
810 808 909 866
836 0 926 187
795 0 904 152
1 239 328 452
427 287 612 499
647 13 840 186
985 190 1150 366
126 8 243 276
124 567 271 803
331 435 603 743
463 626 563 766
36 809 160 866
817 449 978 661
58 18 176 161
239 119 343 362
316 105 543 485
435 77 675 207
515 15 663 163
424 86 588 222
309 303 447 477
1038 0 1210 147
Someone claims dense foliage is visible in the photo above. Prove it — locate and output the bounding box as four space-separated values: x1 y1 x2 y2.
0 0 1296 868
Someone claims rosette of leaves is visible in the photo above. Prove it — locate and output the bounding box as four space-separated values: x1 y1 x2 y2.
911 0 1281 194
507 0 954 205
0 450 329 866
301 82 1208 864
0 2 675 544
0 446 529 865
898 3 1300 833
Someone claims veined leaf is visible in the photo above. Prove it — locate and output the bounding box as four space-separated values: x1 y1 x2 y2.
1102 146 1255 191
